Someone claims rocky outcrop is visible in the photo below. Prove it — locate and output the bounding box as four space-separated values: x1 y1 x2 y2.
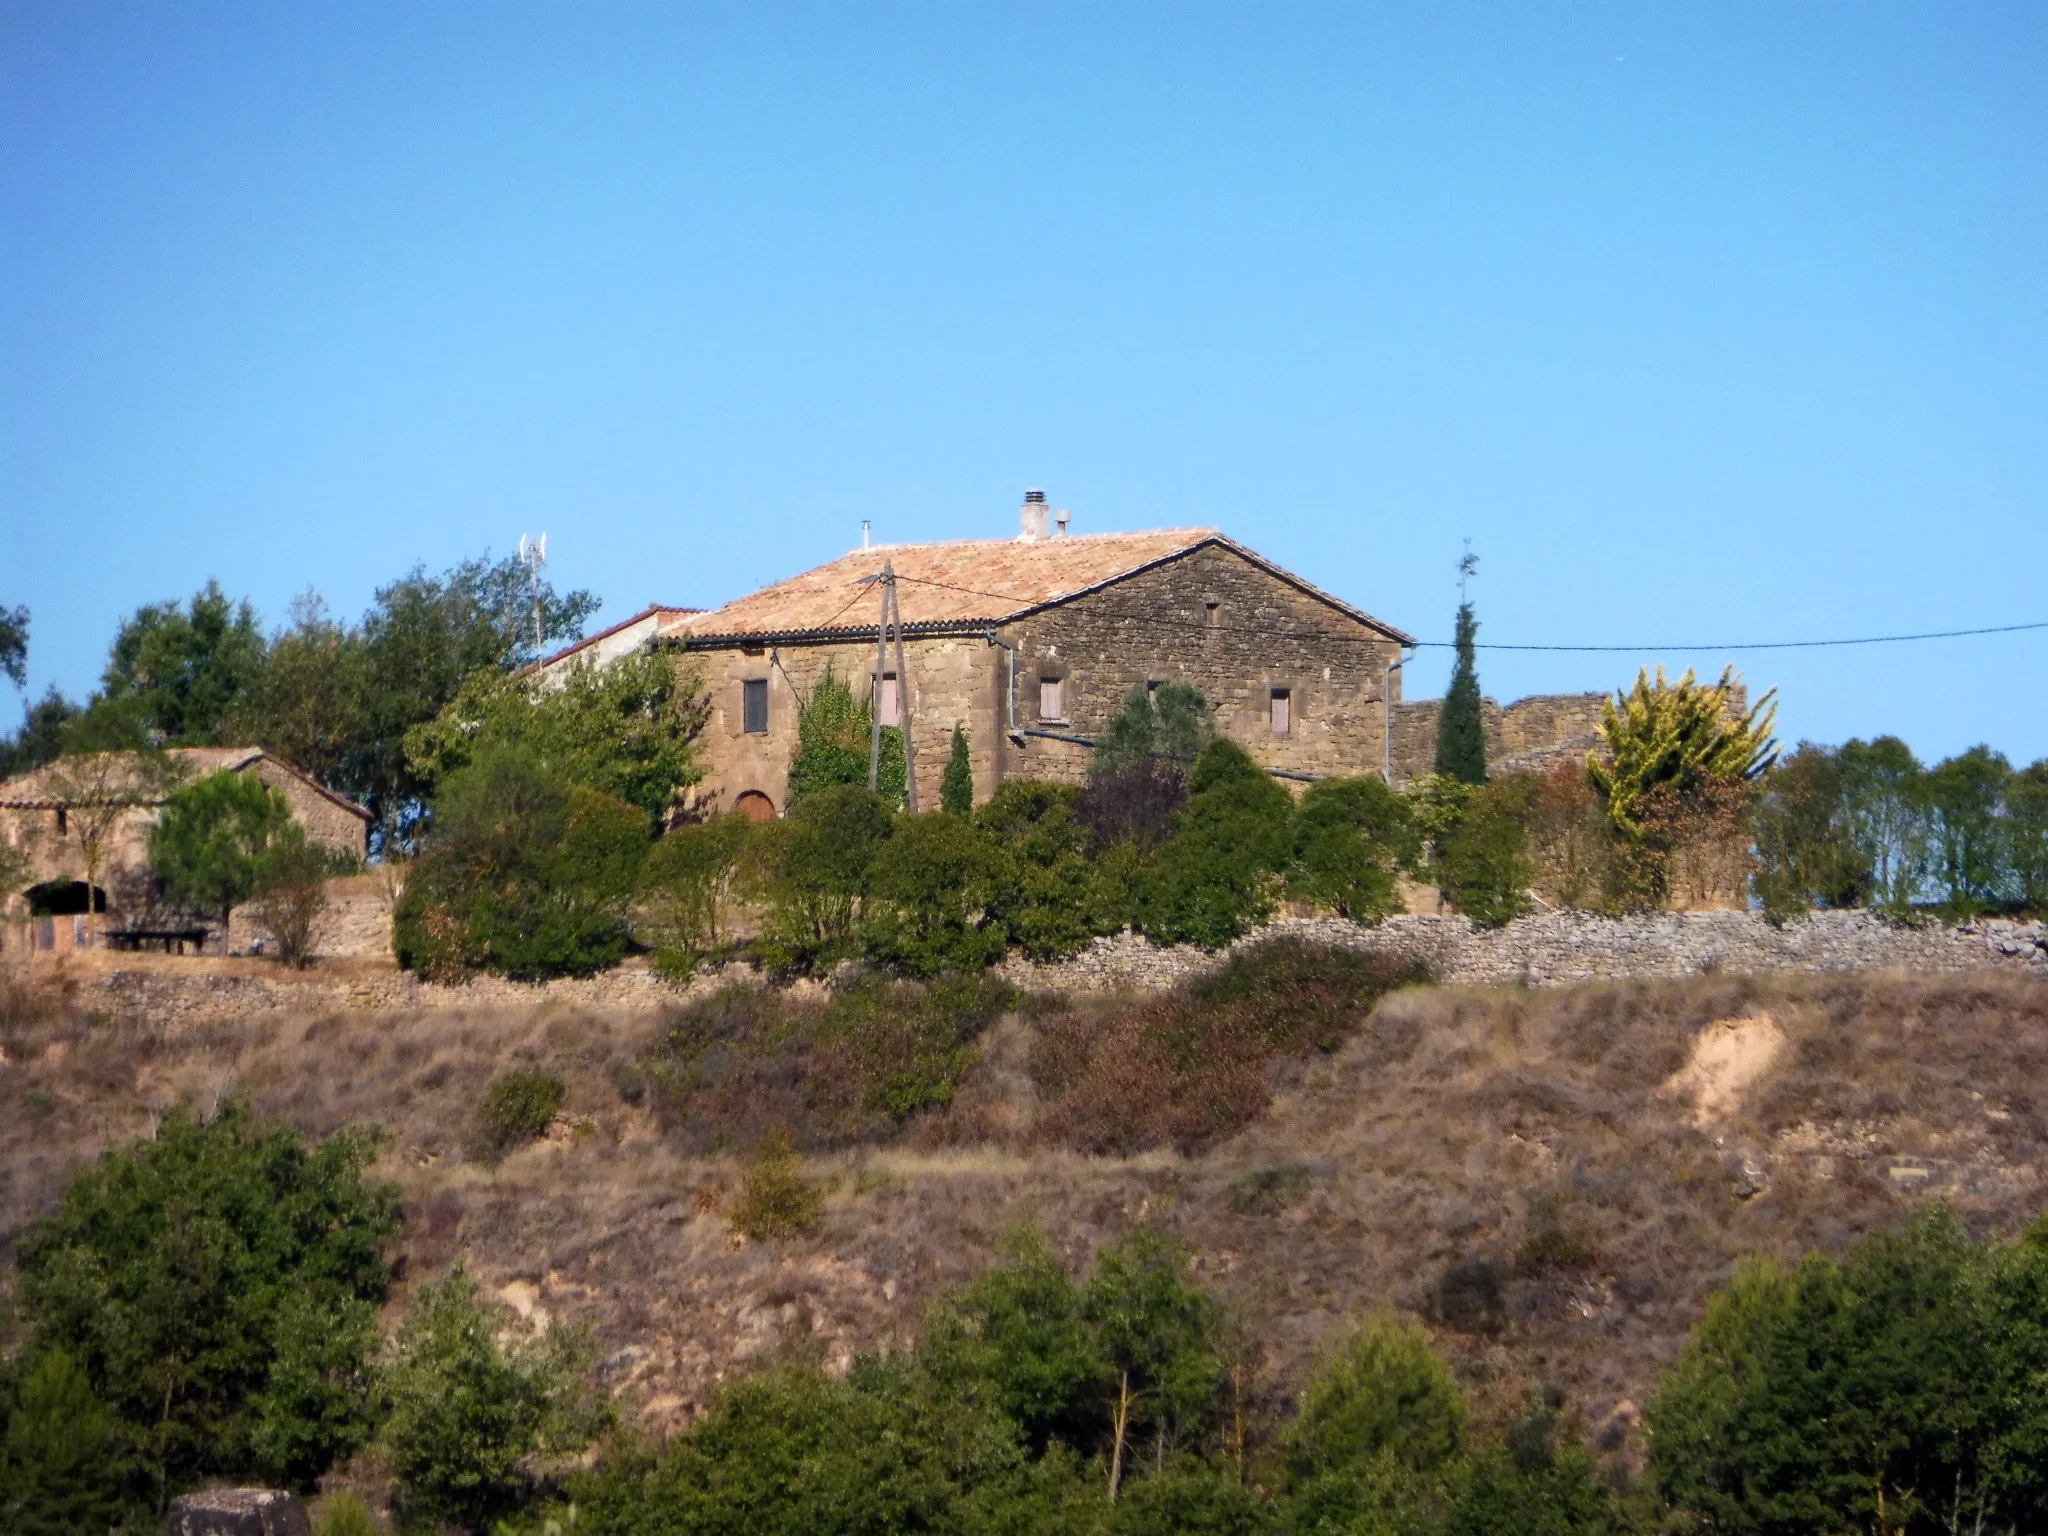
165 1489 311 1536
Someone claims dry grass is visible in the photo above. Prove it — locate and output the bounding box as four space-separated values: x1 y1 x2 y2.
2 954 2044 1462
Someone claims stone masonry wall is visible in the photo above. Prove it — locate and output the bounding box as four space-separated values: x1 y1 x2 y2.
1390 692 1608 785
57 910 2044 1038
682 633 1004 817
999 909 2048 993
996 546 1405 787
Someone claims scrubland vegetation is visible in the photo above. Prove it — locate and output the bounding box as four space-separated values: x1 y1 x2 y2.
3 949 2047 1532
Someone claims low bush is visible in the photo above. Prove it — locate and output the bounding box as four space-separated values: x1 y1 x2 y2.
1031 940 1434 1155
312 1492 380 1536
1227 1162 1313 1216
381 1265 609 1530
645 976 1012 1150
1288 775 1420 922
977 780 1138 958
1433 775 1537 926
729 1129 824 1240
472 1069 566 1161
861 810 1009 976
1137 740 1294 949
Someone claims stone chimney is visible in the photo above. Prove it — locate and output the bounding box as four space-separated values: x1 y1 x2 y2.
1019 488 1050 539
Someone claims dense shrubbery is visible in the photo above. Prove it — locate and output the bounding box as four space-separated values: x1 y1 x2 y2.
643 972 1015 1150
394 743 652 980
1030 938 1436 1154
1 1102 398 1522
571 1227 1635 1536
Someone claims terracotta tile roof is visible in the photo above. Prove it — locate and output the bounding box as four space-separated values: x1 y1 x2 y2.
663 529 1412 644
0 747 373 822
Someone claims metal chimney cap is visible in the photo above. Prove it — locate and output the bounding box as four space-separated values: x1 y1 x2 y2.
1023 488 1047 504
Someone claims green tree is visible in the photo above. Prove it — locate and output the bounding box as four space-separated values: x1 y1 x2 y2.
1649 1209 2048 1535
1435 601 1487 785
0 603 26 690
1288 776 1421 922
394 743 651 980
1588 666 1778 842
0 1347 134 1536
924 1227 1110 1455
977 780 1137 958
863 811 1010 975
574 1355 1029 1536
405 649 706 829
1286 1314 1466 1484
786 665 906 808
942 722 976 815
1751 744 1871 919
99 580 267 745
1085 1232 1225 1502
380 1265 608 1530
248 822 331 969
1092 682 1213 782
1139 740 1294 949
642 813 755 976
749 783 894 967
148 768 293 938
1924 745 2014 915
0 688 82 779
2009 760 2048 913
350 553 599 845
227 592 368 797
1431 774 1536 926
14 1101 397 1505
1836 735 1932 911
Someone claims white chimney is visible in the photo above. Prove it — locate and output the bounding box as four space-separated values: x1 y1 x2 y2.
1019 488 1050 539
1054 506 1070 536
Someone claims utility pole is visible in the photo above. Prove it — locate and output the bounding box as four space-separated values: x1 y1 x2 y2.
865 562 918 810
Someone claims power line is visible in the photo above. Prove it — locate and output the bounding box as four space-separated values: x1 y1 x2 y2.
882 571 2047 654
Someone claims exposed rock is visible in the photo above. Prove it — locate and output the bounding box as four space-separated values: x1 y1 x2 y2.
165 1489 311 1536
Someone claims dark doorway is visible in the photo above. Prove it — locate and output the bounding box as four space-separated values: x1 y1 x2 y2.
26 879 106 916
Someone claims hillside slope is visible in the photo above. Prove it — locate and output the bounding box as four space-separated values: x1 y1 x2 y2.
3 955 2044 1467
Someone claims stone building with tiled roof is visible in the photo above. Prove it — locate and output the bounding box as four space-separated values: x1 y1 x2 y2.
544 493 1417 819
0 746 372 952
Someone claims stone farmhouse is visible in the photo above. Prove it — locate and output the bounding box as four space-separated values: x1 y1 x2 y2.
541 492 1611 820
0 746 372 953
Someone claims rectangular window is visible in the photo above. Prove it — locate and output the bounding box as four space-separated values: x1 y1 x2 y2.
878 673 901 726
1039 677 1065 722
1270 688 1292 734
742 678 769 734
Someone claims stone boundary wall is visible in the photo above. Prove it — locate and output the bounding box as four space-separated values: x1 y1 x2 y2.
998 909 2048 993
44 910 2046 1033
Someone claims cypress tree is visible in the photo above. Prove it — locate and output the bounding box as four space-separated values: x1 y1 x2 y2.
940 723 974 815
1435 602 1487 784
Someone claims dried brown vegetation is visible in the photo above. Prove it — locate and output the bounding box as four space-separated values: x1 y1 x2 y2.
2 952 2043 1458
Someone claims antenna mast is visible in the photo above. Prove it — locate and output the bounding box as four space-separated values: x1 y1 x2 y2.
519 533 549 657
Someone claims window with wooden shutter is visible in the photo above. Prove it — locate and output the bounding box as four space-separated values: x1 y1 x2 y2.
878 673 901 726
1039 677 1065 722
1270 688 1291 734
742 678 769 733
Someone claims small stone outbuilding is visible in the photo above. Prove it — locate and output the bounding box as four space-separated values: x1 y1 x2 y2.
0 746 372 953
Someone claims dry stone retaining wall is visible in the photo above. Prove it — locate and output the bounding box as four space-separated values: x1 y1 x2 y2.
59 910 2046 1031
998 909 2048 993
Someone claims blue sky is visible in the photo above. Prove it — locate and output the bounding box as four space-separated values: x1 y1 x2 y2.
4 3 2043 764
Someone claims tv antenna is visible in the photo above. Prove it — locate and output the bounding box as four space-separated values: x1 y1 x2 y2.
518 533 548 656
